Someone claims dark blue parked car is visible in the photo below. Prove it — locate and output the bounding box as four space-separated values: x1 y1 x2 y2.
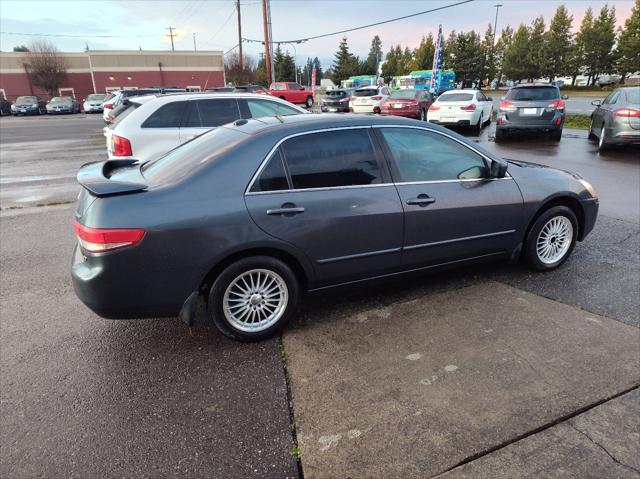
72 114 598 341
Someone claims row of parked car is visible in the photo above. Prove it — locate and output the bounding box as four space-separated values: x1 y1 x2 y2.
0 94 110 116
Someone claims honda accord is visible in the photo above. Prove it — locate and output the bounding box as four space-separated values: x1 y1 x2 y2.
71 114 598 341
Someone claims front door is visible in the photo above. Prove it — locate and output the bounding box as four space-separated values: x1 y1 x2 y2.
376 127 524 267
245 128 404 286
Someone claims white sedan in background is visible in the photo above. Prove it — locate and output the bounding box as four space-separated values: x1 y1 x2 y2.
427 89 494 133
349 85 391 114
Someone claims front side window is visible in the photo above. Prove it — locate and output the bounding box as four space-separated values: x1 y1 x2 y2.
141 101 187 128
281 129 381 189
249 150 289 192
602 91 620 105
246 99 300 118
380 128 487 182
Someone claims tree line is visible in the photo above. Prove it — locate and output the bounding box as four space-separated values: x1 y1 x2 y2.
329 0 640 88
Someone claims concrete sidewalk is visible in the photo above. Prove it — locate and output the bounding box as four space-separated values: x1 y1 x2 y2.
283 282 639 478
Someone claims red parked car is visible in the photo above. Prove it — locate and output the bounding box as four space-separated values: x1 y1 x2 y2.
381 89 434 121
266 82 314 108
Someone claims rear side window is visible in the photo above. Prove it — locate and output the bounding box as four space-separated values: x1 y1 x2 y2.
184 99 241 127
249 150 289 192
245 99 300 118
141 101 187 128
281 129 381 189
380 128 487 182
505 87 559 101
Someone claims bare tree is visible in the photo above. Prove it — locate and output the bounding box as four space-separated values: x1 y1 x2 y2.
224 52 257 85
25 40 67 98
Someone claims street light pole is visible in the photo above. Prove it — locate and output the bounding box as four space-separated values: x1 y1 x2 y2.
492 4 503 46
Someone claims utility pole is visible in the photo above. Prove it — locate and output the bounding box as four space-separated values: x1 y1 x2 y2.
166 26 177 51
492 4 503 46
193 33 197 51
237 0 243 72
261 0 272 85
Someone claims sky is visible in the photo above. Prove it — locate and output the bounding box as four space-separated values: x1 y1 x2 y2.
0 0 635 69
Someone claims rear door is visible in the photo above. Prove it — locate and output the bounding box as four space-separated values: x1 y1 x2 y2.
179 98 242 142
245 127 404 286
376 126 523 268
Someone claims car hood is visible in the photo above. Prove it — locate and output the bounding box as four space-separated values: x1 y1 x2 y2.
505 158 582 180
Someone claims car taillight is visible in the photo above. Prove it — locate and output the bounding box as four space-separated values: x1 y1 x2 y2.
407 100 419 106
73 219 145 253
111 135 132 156
106 115 115 124
104 103 113 109
548 100 565 110
460 104 476 111
613 108 640 117
429 104 440 111
499 101 516 111
371 96 382 100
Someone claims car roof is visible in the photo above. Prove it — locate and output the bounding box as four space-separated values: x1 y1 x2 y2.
439 89 478 94
512 83 558 88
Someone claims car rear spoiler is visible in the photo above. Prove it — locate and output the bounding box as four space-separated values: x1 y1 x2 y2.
77 159 148 196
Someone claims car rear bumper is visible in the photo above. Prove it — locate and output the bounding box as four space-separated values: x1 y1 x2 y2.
497 111 564 132
351 104 379 113
321 105 350 112
429 119 471 126
382 109 421 119
71 243 183 319
606 127 640 145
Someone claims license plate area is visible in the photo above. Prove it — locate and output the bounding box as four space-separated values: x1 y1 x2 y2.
522 107 538 115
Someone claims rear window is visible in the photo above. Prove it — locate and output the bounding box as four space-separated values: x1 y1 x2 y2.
353 89 378 97
326 90 350 98
141 127 246 186
505 87 559 101
109 101 140 126
390 90 419 99
437 93 474 102
626 88 640 104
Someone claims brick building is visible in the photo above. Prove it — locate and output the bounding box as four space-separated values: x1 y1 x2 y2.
0 50 225 101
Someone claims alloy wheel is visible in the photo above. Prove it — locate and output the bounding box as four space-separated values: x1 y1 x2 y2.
536 216 573 264
222 269 288 332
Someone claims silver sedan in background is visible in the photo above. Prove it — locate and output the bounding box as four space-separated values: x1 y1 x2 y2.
46 96 80 114
588 86 640 152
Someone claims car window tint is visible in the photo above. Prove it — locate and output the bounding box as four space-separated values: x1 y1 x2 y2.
189 99 240 127
141 101 187 128
602 91 620 105
247 99 299 118
380 128 487 182
250 150 289 192
505 87 559 101
281 129 381 189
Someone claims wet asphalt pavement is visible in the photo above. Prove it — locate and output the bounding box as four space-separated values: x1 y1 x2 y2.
1 113 638 478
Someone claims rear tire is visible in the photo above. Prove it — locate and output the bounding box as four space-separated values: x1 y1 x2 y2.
524 206 578 271
598 124 609 153
420 108 426 121
495 129 507 142
207 256 300 341
550 129 562 141
588 118 597 141
473 114 482 135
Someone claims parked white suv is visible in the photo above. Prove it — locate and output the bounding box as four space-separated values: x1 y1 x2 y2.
427 89 494 133
105 93 307 162
349 85 390 114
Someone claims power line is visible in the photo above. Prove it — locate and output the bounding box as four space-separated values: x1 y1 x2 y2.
243 0 475 44
0 31 159 38
201 3 237 47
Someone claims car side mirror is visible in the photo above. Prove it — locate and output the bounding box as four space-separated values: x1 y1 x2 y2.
591 99 602 107
561 94 569 100
490 159 508 178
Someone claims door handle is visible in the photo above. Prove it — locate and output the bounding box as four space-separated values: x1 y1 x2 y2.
406 194 436 206
266 206 305 216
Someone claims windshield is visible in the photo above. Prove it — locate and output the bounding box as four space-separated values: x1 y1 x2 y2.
414 78 428 85
15 96 37 104
87 94 105 101
141 126 247 186
390 90 419 99
505 87 559 101
353 88 378 97
437 93 473 102
50 97 71 103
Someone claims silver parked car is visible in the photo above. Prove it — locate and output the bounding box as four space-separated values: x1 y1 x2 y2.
588 86 640 152
46 96 80 114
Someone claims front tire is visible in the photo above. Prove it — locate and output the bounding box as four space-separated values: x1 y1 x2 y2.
208 256 300 341
305 96 314 108
524 206 578 271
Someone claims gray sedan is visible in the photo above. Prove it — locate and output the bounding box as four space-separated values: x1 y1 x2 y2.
588 86 640 152
71 114 599 341
46 96 80 114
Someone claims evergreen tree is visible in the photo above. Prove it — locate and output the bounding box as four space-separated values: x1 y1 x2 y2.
616 0 640 81
381 45 399 82
502 24 531 82
481 24 497 87
273 45 296 82
589 5 617 84
542 6 574 81
255 57 267 86
331 37 359 84
400 46 413 75
410 34 435 71
363 35 383 75
527 16 546 81
495 25 513 86
445 31 484 87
